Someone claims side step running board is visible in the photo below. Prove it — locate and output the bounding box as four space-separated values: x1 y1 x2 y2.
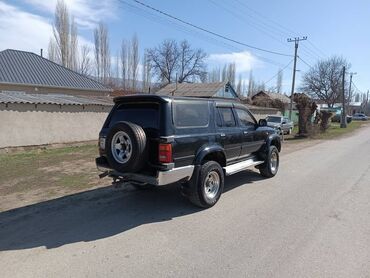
224 156 264 176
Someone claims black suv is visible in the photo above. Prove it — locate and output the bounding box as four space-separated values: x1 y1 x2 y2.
96 95 281 208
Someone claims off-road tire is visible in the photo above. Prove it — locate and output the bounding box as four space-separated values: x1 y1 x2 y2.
259 146 279 178
106 121 147 172
188 161 224 208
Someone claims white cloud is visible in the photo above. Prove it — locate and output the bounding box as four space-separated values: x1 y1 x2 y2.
24 0 118 29
0 1 52 53
0 1 93 55
208 51 260 73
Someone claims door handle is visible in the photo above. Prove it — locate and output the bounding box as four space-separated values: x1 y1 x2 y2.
220 133 226 137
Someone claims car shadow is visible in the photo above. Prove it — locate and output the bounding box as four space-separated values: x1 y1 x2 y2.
0 170 264 251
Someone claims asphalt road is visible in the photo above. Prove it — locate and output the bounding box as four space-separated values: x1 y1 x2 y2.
1 126 370 278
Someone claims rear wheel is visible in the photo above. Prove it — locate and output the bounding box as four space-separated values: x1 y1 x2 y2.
259 146 279 178
187 161 224 208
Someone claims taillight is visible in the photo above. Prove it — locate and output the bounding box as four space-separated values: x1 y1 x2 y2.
159 143 172 163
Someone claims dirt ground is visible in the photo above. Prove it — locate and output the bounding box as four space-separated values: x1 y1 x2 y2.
0 122 367 212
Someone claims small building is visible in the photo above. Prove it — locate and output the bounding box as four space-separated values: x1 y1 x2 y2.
251 91 291 108
0 91 113 149
0 49 111 96
156 81 239 99
348 102 365 115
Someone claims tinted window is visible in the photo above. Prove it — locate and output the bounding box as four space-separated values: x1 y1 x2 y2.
218 108 236 127
173 100 209 127
235 109 255 127
110 103 159 129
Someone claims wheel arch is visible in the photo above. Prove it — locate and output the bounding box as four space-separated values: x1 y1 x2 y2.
268 134 281 152
194 145 226 167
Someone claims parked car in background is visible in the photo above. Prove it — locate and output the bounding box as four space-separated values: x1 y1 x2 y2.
331 114 353 123
265 115 294 135
352 113 368 121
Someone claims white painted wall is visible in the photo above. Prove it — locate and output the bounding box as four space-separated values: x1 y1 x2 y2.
0 103 112 148
0 103 281 149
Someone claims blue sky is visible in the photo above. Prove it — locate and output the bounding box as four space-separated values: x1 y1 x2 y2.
1 0 369 94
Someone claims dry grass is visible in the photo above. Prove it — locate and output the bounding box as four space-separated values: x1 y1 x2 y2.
0 144 105 211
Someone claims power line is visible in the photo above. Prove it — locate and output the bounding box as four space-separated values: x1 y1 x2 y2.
263 59 294 86
117 0 287 67
298 56 313 69
231 0 327 61
307 40 327 58
127 0 292 57
207 0 291 51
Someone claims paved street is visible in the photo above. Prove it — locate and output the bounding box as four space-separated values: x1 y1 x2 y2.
1 126 369 278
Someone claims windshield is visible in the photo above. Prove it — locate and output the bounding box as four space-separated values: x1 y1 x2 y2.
266 116 282 123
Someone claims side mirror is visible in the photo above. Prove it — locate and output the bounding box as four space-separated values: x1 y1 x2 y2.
259 119 267 126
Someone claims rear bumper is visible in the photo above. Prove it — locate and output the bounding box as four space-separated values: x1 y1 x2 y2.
95 157 194 186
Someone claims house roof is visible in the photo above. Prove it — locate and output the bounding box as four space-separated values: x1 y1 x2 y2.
0 49 110 92
0 91 113 106
156 81 229 97
253 91 291 103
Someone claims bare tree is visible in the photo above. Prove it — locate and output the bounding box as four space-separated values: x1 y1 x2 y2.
69 17 78 71
147 39 179 84
131 34 139 90
147 39 206 85
208 67 221 82
94 22 111 84
226 63 236 86
276 69 283 94
79 44 91 76
51 0 70 66
48 38 58 62
177 40 207 83
301 56 350 107
221 64 227 82
120 40 128 89
236 74 242 96
48 0 79 70
142 51 152 93
248 70 254 97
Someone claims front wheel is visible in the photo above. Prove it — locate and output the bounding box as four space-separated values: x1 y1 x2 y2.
259 146 279 178
187 161 224 208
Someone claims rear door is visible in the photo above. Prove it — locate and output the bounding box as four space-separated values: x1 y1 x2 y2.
215 106 242 163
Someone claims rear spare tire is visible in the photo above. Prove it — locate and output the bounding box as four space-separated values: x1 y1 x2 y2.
106 121 147 172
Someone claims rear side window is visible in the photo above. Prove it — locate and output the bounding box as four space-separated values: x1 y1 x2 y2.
218 108 236 127
173 100 209 127
109 102 159 129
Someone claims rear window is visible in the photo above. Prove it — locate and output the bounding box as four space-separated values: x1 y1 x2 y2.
109 102 159 129
173 100 209 127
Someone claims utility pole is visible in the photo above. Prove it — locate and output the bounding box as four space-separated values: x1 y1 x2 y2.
340 66 347 128
348 72 357 106
287 36 307 120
